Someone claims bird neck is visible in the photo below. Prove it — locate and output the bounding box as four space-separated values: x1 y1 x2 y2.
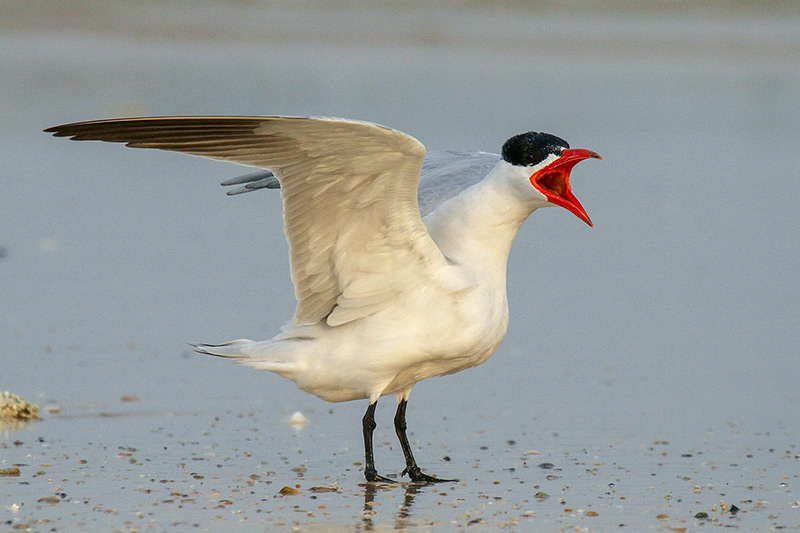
423 165 538 276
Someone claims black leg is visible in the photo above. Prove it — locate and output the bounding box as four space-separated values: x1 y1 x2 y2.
362 401 395 483
394 399 458 483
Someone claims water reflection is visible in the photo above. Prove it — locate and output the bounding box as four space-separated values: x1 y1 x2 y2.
360 481 429 531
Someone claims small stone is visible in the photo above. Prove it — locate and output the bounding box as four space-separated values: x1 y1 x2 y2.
0 468 21 477
37 496 60 504
279 486 301 495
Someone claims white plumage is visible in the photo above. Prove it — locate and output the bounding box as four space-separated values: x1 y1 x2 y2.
46 116 600 483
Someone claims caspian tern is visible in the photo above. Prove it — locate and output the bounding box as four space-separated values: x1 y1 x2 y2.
45 116 601 483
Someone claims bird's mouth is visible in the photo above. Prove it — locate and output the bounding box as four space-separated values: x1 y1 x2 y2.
530 148 601 227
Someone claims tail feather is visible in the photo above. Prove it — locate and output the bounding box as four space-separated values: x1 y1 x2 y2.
191 339 306 377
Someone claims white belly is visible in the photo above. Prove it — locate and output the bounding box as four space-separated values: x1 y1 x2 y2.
284 284 510 402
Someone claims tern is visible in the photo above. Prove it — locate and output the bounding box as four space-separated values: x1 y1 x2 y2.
45 116 601 483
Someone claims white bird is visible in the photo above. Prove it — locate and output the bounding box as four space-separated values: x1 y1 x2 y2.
45 116 601 483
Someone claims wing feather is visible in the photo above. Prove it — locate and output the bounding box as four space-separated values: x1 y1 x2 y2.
215 150 503 218
46 116 448 326
417 150 501 217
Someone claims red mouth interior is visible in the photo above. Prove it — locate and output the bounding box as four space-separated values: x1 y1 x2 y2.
529 149 600 227
535 171 569 198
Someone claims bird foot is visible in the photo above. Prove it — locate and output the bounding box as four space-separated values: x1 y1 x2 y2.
364 468 397 484
403 466 458 484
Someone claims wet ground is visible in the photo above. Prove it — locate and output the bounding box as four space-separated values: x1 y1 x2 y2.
2 1 799 530
5 402 798 530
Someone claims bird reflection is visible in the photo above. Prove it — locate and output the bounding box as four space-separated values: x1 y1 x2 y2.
360 481 428 530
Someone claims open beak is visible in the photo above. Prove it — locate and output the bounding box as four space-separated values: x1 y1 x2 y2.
529 148 601 227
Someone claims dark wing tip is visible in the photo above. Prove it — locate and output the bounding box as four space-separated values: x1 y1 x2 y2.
44 120 115 139
43 116 268 141
43 124 72 136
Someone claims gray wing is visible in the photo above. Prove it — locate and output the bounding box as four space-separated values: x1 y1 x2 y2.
416 150 500 217
221 170 281 194
222 149 501 216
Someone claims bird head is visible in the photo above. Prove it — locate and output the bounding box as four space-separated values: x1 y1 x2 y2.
502 132 601 226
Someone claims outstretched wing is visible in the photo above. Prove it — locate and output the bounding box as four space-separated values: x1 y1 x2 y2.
46 116 450 326
217 149 502 216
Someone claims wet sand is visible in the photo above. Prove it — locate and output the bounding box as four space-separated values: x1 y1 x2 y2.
2 1 799 530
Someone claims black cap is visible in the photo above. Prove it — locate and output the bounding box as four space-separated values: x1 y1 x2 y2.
501 132 569 167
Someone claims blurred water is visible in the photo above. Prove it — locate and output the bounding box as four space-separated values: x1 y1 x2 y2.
2 2 799 530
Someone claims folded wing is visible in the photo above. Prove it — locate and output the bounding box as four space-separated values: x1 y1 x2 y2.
46 116 449 326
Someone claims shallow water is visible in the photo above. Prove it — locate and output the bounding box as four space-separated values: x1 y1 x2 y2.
2 1 799 530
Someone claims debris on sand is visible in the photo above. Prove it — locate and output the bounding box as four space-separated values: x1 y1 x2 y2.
284 411 309 429
309 484 339 493
0 392 40 420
